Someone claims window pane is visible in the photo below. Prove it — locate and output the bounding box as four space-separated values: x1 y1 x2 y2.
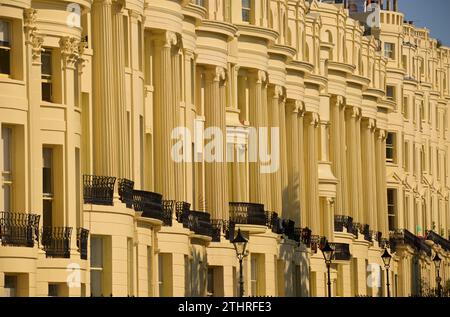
42 82 53 102
3 184 11 212
0 48 10 75
90 237 104 268
4 275 17 297
43 199 52 228
2 126 12 172
91 270 103 297
41 51 52 77
43 148 53 195
0 20 10 46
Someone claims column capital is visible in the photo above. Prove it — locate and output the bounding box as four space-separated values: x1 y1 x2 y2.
31 36 44 64
24 8 38 43
60 36 81 68
346 105 361 118
377 129 387 140
307 112 320 127
271 85 284 100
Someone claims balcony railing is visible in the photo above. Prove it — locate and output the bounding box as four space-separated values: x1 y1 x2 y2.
83 175 116 206
77 228 89 260
301 227 312 246
282 219 296 240
362 224 371 242
162 200 176 226
390 229 432 256
426 231 450 252
133 190 164 222
266 211 283 234
178 209 213 237
210 219 234 242
229 202 266 226
330 243 352 261
118 178 134 208
0 212 40 247
42 227 72 258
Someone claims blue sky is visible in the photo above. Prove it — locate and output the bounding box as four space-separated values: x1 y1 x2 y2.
399 0 450 46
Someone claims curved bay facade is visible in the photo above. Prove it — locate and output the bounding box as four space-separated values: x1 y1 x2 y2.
0 0 449 297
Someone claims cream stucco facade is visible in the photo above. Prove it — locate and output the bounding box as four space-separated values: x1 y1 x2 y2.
0 0 450 297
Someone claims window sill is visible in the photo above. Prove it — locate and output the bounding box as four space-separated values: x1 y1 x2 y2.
0 76 25 86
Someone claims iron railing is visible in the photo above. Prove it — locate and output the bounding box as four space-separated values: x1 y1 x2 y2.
83 175 116 206
265 211 283 234
178 209 213 238
426 231 450 252
42 227 72 258
162 200 176 226
0 212 40 247
210 219 234 242
118 179 134 208
362 224 371 242
301 227 312 246
176 201 191 222
390 229 432 256
282 219 296 240
229 202 266 226
133 190 164 222
330 243 352 261
77 228 89 260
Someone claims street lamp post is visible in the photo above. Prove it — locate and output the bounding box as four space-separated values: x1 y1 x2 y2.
232 229 248 298
321 242 334 298
433 253 442 298
381 249 392 298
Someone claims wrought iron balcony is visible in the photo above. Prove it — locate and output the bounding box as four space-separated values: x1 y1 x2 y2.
229 202 266 226
133 190 164 222
282 219 296 240
83 175 116 206
178 209 213 238
390 229 432 256
210 219 234 242
330 243 352 261
300 227 312 246
425 231 450 252
118 178 134 208
265 211 283 234
0 212 40 247
42 227 72 258
77 228 89 260
175 201 191 222
362 224 371 242
293 228 302 243
162 200 176 226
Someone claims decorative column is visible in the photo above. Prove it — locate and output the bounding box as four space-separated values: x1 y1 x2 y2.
361 118 376 230
92 0 118 177
339 101 349 216
279 94 289 218
355 113 364 225
298 108 307 227
172 46 184 201
24 8 43 213
286 100 301 224
204 66 228 220
60 36 81 253
248 70 269 207
376 129 388 237
330 96 343 216
153 31 177 200
346 106 360 223
304 112 320 233
268 85 283 214
112 2 130 179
